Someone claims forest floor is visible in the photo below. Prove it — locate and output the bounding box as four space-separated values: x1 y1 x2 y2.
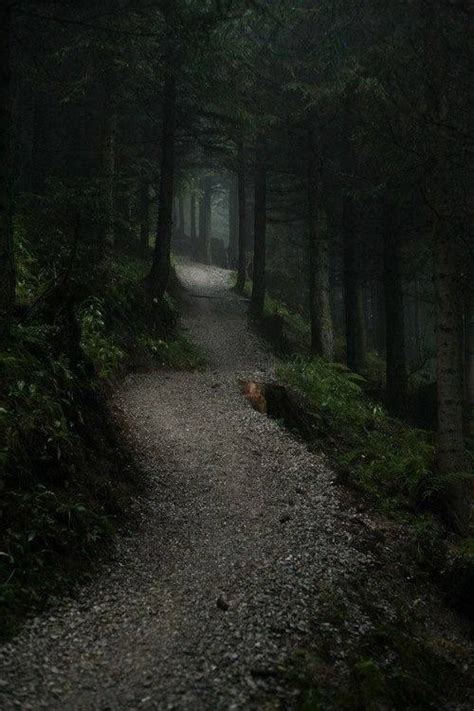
0 262 473 710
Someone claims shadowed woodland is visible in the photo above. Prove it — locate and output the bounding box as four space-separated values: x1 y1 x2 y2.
0 1 473 709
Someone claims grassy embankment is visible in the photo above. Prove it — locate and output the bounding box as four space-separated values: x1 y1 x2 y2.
241 282 474 709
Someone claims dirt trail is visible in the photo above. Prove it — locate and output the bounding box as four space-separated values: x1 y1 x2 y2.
0 263 472 710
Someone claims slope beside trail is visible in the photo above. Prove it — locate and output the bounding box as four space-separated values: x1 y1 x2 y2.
0 262 472 710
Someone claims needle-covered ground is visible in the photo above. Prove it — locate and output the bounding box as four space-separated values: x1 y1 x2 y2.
0 263 472 710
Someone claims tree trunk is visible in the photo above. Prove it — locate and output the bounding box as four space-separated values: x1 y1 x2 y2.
414 275 423 363
203 188 212 266
103 111 117 250
198 194 204 259
307 139 334 360
419 0 470 534
250 136 267 317
177 194 185 237
246 184 255 265
148 71 176 302
465 290 474 437
139 180 150 257
235 137 247 293
190 193 197 244
228 175 238 269
342 102 365 372
198 178 212 265
371 279 386 353
31 93 49 194
434 221 471 535
343 194 366 373
383 196 407 413
173 198 179 236
0 1 15 341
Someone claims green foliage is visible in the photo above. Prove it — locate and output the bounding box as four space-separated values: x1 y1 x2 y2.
418 469 474 501
292 584 465 711
362 351 387 390
277 357 436 513
0 484 112 609
78 297 126 379
0 241 201 638
0 323 77 480
139 334 206 371
343 625 457 710
264 296 310 347
278 356 372 431
19 180 106 291
315 628 458 710
110 256 149 284
0 316 126 636
242 278 311 350
15 221 41 304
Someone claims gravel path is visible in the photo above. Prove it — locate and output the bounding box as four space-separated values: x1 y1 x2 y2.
1 263 472 710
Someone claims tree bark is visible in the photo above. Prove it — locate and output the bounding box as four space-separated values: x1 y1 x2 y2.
434 221 471 535
177 194 185 237
235 137 247 293
228 175 238 269
371 279 386 353
148 71 176 302
342 102 365 372
307 137 334 360
198 193 205 255
250 135 267 317
465 290 474 437
190 193 197 244
0 1 15 341
173 198 179 236
413 275 423 363
139 180 150 258
343 194 366 373
31 93 49 194
419 0 470 534
383 195 408 413
203 187 212 265
198 178 212 265
103 110 117 250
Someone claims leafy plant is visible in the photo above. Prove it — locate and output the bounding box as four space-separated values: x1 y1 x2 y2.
0 248 201 638
78 297 125 379
277 357 438 514
139 333 206 370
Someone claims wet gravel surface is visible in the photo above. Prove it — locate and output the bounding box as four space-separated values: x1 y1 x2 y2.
1 263 472 710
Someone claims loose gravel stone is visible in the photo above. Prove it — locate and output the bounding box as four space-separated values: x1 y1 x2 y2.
0 263 472 710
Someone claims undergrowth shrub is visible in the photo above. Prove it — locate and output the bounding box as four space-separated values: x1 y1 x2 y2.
78 297 126 378
139 334 206 371
277 357 438 513
242 279 310 351
0 219 202 637
0 324 76 479
288 576 468 711
0 318 135 638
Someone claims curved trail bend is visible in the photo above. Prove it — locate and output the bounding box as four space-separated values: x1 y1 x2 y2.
1 263 471 710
